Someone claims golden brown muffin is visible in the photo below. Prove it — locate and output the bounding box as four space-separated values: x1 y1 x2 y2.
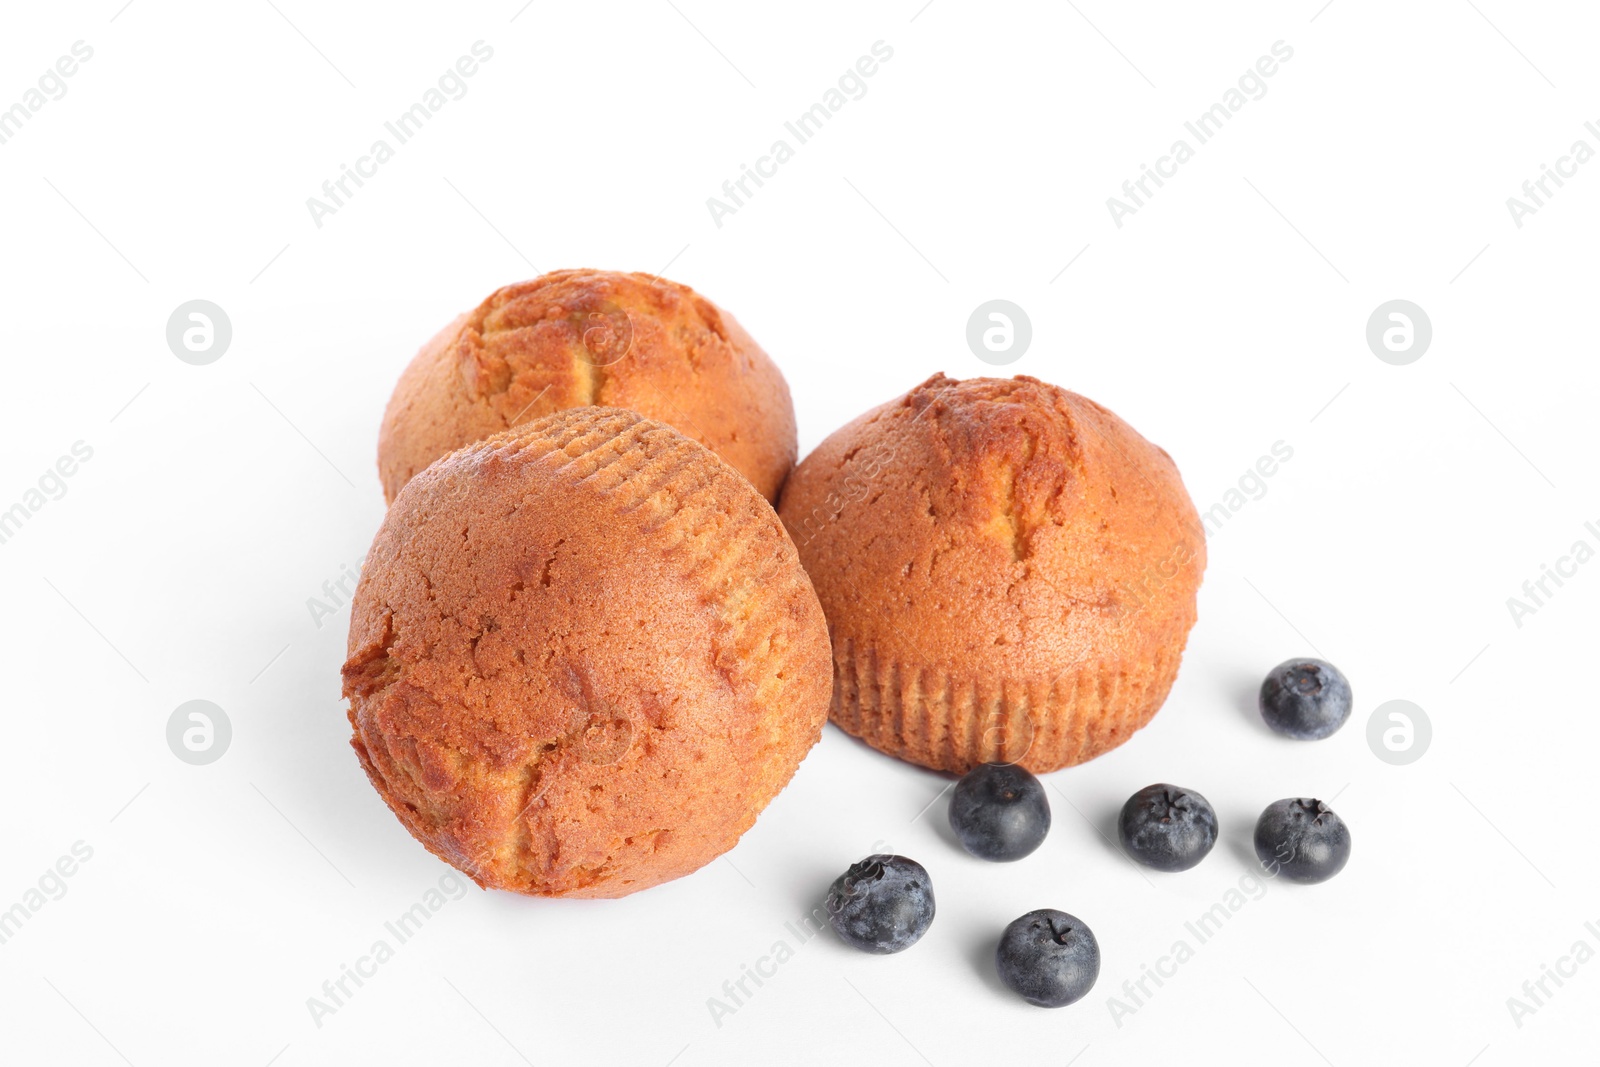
377 270 796 505
344 407 832 898
778 374 1205 775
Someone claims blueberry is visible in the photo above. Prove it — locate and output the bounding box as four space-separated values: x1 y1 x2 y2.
826 855 935 954
948 763 1051 861
1259 658 1353 740
1117 783 1218 872
995 909 1100 1008
1253 798 1352 884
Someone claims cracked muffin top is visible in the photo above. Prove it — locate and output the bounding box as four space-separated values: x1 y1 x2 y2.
344 406 831 898
777 373 1204 774
377 269 797 505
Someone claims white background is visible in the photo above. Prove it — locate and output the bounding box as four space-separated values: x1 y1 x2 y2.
2 1 1597 1064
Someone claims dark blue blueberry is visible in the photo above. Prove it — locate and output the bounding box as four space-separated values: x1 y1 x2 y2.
1117 783 1218 872
1254 798 1352 884
948 763 1051 861
995 909 1100 1008
826 855 935 954
1259 658 1353 740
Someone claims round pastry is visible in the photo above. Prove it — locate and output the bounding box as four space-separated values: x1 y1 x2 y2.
777 373 1204 775
343 407 831 898
377 269 797 505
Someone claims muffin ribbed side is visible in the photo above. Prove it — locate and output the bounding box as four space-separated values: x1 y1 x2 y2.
828 634 1182 775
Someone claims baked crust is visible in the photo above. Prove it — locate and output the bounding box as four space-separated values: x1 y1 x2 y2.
777 373 1205 774
345 407 831 897
377 269 797 505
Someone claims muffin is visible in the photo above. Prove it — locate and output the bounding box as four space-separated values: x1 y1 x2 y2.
344 407 832 898
377 269 796 505
778 374 1204 775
